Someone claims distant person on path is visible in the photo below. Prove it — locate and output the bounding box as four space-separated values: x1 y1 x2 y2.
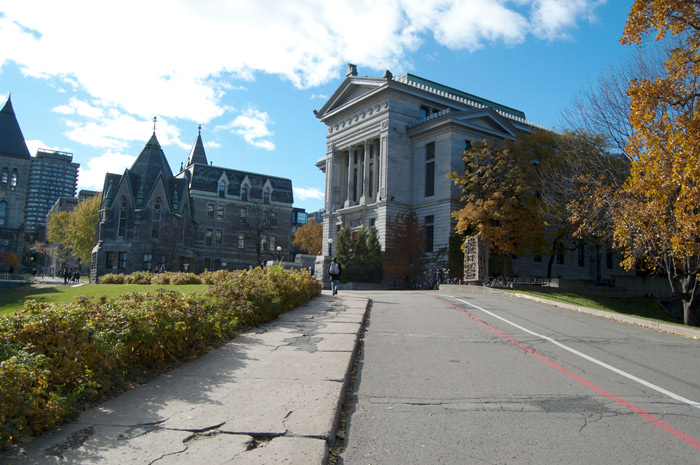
328 257 342 295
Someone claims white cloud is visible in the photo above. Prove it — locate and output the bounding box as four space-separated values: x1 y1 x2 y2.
78 151 137 191
217 109 275 151
0 1 604 153
294 186 324 201
0 1 605 116
531 0 605 40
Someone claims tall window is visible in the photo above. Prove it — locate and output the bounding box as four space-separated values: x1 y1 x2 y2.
269 235 276 252
218 180 226 198
151 201 161 239
424 215 434 252
271 211 277 227
107 252 115 269
241 186 248 201
577 244 585 267
263 187 270 204
143 253 153 271
215 229 223 247
0 202 7 227
1 168 7 184
207 203 215 220
261 235 267 251
217 204 224 220
240 207 246 219
606 247 613 269
352 168 358 201
238 232 245 248
118 252 127 269
205 228 213 246
425 142 435 197
10 170 17 189
369 163 374 198
118 199 127 238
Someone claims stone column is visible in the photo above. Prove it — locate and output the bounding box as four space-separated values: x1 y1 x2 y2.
345 146 353 207
360 140 370 205
379 135 388 200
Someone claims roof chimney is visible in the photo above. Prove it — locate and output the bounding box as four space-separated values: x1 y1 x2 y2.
346 63 358 77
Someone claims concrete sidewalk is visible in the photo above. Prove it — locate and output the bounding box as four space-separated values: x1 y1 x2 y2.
1 292 370 465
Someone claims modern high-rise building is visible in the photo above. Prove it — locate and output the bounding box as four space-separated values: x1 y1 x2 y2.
24 149 79 236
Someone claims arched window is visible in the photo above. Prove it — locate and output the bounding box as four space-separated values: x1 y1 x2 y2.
0 201 6 227
263 187 270 204
151 200 161 239
1 168 8 184
241 185 248 201
118 199 127 238
10 169 17 189
218 180 226 198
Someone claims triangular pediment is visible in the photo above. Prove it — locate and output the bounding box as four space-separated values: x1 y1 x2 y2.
315 77 387 120
410 108 523 140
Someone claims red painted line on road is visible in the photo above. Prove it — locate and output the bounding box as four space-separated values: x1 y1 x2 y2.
436 297 700 451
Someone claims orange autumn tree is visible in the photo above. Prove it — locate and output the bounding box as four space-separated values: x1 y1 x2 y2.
293 219 323 255
616 1 700 326
448 137 546 278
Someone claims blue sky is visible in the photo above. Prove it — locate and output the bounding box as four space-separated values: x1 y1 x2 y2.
0 0 635 213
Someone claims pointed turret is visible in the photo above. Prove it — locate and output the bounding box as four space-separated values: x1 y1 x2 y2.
129 132 175 187
185 125 208 167
0 95 31 159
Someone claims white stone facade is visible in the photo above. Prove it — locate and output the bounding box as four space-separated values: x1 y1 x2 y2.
315 66 536 268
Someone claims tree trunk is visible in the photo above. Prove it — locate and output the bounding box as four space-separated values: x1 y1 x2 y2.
668 271 700 327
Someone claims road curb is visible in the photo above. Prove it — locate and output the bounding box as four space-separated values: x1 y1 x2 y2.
507 292 700 340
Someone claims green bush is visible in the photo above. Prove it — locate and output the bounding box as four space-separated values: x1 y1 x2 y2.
0 267 320 448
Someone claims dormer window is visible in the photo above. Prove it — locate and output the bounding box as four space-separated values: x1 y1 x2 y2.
218 180 226 198
118 199 128 238
152 200 161 239
241 185 248 201
263 187 270 204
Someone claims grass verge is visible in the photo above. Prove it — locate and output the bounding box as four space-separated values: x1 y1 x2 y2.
506 289 683 326
0 283 209 316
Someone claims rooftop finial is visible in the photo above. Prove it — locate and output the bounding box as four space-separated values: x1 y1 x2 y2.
153 116 157 134
198 124 202 134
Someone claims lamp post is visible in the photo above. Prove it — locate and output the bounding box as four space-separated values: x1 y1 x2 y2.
328 238 333 256
276 245 282 262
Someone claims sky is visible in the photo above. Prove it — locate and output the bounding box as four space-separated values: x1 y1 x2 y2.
0 0 636 213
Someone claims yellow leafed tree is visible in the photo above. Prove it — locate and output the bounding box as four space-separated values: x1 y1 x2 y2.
292 219 323 255
616 1 700 326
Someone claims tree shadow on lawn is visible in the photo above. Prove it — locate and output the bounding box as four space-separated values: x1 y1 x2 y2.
0 285 62 315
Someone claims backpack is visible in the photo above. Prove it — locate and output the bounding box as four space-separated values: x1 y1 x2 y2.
329 262 340 275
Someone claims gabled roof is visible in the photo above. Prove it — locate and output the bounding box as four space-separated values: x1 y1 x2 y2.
314 75 388 120
406 107 524 140
186 125 208 167
0 96 31 159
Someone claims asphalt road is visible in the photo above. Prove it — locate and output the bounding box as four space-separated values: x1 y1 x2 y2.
338 290 700 465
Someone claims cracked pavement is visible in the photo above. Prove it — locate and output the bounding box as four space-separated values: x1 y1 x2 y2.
1 292 370 465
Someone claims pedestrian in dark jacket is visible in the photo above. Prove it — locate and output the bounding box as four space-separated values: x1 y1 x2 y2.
328 257 342 295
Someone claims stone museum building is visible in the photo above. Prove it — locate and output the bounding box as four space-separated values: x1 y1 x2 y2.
90 127 293 281
315 65 631 281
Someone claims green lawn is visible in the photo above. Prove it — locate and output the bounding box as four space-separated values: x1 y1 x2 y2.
0 283 210 316
507 289 683 326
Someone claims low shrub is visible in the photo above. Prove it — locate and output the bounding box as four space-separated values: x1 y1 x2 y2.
0 267 320 448
98 273 125 284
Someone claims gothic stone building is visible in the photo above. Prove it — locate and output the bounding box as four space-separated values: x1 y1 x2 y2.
0 96 30 263
315 65 631 281
90 129 293 281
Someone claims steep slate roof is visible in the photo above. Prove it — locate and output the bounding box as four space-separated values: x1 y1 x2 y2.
188 164 294 204
0 96 31 159
186 125 208 166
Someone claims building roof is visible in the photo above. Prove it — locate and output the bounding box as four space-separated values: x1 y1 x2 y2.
186 125 208 167
187 164 294 204
0 96 31 159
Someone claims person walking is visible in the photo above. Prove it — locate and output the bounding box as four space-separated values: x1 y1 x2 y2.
328 257 342 295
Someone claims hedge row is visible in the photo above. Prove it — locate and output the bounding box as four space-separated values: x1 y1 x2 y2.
98 269 232 285
0 266 320 449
